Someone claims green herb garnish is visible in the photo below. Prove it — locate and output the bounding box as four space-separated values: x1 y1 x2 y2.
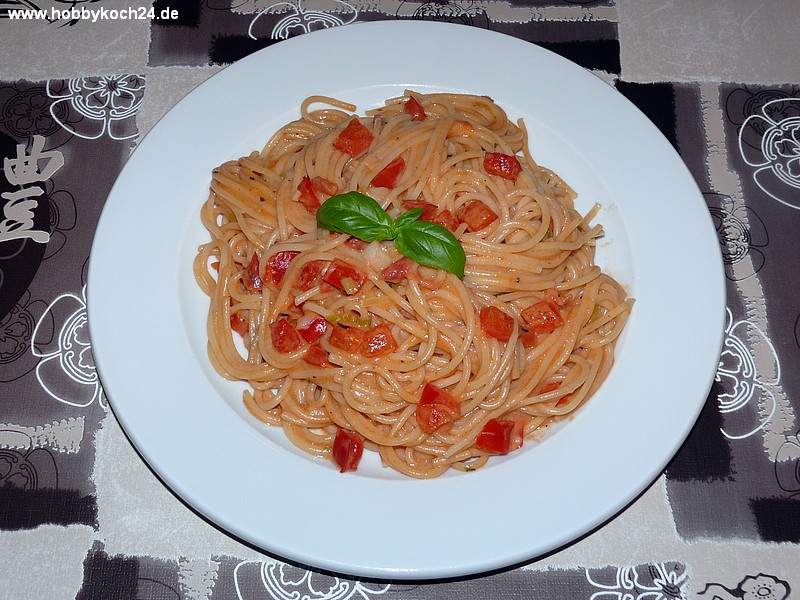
317 191 466 279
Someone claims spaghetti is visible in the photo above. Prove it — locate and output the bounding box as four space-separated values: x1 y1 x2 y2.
193 92 633 478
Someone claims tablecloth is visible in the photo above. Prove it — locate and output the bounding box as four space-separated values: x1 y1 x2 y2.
2 1 799 598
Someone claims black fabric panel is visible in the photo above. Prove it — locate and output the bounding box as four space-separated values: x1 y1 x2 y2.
0 487 97 528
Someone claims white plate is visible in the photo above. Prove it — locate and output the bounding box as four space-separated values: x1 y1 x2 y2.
88 21 725 579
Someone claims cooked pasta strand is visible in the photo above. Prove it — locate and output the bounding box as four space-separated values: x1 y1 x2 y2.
194 92 632 478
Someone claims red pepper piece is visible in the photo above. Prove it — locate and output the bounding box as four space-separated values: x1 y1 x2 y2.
322 258 367 294
404 96 426 121
297 176 320 213
476 418 524 454
303 343 331 367
361 322 397 357
230 312 248 336
457 200 498 231
402 199 439 220
484 151 523 181
265 251 299 287
333 118 374 156
332 429 363 473
380 257 414 284
329 324 365 353
371 156 405 189
243 252 262 291
479 305 515 342
521 301 563 334
431 209 460 232
294 260 325 291
269 317 303 353
297 315 328 343
416 382 461 434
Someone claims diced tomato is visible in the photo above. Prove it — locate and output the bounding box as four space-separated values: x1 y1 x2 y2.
419 382 453 406
322 258 367 294
345 237 369 250
265 251 299 287
402 199 439 220
297 315 328 343
404 95 426 121
476 418 524 454
333 118 373 156
329 324 365 353
269 318 303 353
361 322 398 357
297 176 338 212
310 176 338 197
484 151 523 181
230 312 248 336
519 330 538 349
380 257 414 283
297 176 320 213
401 201 459 232
303 343 331 367
479 305 515 342
457 200 498 231
416 382 461 434
521 301 563 334
332 428 363 473
431 209 459 232
242 253 262 291
294 260 325 291
371 156 405 189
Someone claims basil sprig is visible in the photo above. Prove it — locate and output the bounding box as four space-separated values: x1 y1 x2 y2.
317 191 466 279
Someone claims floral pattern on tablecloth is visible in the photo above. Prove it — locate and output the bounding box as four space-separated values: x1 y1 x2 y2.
147 0 620 74
0 76 142 529
70 548 797 600
662 83 800 545
2 1 800 597
75 546 696 600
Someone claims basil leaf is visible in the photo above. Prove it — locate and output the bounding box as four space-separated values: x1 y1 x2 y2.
394 220 466 279
316 191 466 279
392 208 424 232
317 192 394 242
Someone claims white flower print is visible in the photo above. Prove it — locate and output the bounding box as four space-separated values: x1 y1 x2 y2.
716 308 780 440
31 285 106 408
586 563 687 600
47 75 145 140
233 561 390 600
248 0 358 41
738 97 800 209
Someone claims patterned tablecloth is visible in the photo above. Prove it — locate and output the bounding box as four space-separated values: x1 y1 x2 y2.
2 1 799 598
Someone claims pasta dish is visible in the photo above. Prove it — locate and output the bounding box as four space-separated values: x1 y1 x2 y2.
193 92 633 478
